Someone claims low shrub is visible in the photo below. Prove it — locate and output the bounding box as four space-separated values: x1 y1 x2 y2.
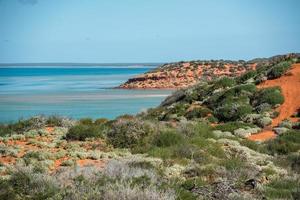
65 124 104 141
46 116 64 127
287 153 300 173
215 122 256 132
107 119 154 148
237 70 257 83
213 77 236 89
0 125 14 137
0 166 60 200
252 87 284 107
79 118 94 125
221 157 245 171
185 107 211 119
267 61 291 79
153 129 183 147
94 118 109 125
169 103 189 116
263 178 300 199
207 84 256 109
193 122 214 138
266 130 300 155
214 103 253 121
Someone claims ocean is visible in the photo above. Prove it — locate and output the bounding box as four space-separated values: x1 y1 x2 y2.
0 67 172 123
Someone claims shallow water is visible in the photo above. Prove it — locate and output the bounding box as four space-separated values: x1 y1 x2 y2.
0 67 172 123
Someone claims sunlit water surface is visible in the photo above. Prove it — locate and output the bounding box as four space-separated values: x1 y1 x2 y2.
0 67 172 123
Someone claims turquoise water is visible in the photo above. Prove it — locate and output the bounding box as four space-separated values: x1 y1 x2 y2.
0 67 172 123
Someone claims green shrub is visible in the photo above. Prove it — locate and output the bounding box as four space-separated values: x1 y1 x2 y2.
169 103 189 116
266 130 300 155
267 61 291 79
215 122 256 132
0 166 60 200
240 139 261 151
207 116 219 123
215 103 252 121
185 107 211 119
207 84 256 108
252 87 284 107
287 153 300 173
107 119 154 148
79 118 94 125
46 116 64 127
153 129 183 147
213 77 236 89
0 125 14 137
237 70 257 83
193 122 214 138
65 124 104 141
263 178 300 199
0 116 49 137
94 118 109 125
221 157 245 171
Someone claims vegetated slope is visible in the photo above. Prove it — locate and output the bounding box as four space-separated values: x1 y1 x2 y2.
258 63 300 126
0 117 109 172
248 64 300 141
119 53 299 89
138 53 299 141
1 54 300 200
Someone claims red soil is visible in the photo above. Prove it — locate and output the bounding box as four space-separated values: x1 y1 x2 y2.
46 127 54 133
120 63 256 89
248 64 300 142
76 159 106 168
0 127 107 172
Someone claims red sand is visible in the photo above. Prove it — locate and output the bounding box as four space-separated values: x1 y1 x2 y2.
248 64 300 142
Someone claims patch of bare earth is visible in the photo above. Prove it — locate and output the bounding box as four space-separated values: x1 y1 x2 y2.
0 127 107 172
119 62 256 89
248 64 300 142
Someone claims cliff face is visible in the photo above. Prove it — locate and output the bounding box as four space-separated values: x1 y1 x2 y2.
118 54 300 89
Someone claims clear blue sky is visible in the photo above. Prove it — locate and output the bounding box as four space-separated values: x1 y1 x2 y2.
0 0 299 63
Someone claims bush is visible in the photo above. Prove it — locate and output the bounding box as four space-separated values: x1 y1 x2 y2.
266 130 300 155
263 178 300 199
79 118 94 125
0 125 14 137
267 61 291 79
65 124 104 141
0 166 59 200
193 122 214 138
237 70 257 83
8 117 46 134
107 119 154 148
215 122 256 132
207 84 256 109
169 103 189 116
215 103 253 121
94 118 109 125
252 87 284 107
287 153 300 173
46 116 64 127
153 129 183 147
185 107 211 119
221 157 245 171
213 77 236 89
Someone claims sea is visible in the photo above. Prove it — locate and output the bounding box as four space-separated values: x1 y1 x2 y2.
0 66 173 123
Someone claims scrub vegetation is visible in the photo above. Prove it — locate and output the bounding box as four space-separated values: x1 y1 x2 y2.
1 54 300 199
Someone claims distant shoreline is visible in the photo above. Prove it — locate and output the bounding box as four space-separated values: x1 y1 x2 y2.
0 63 162 67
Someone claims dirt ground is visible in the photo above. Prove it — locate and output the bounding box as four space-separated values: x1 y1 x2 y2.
248 64 300 141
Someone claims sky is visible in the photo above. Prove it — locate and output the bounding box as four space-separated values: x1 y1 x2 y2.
0 0 299 63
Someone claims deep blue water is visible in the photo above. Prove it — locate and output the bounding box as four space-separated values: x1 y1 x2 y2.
0 67 172 123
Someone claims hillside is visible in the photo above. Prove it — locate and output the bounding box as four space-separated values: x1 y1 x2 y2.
119 53 300 89
1 54 300 200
